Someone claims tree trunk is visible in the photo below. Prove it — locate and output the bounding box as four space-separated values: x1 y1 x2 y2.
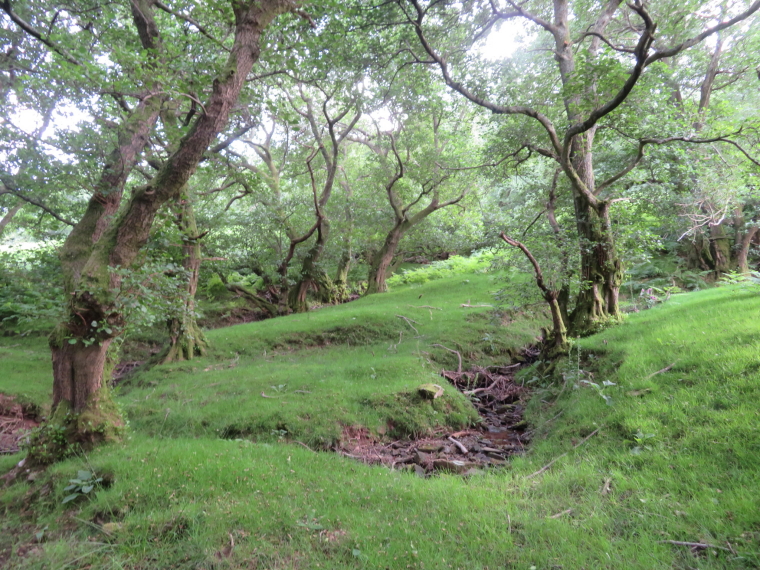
366 222 406 295
0 199 23 239
570 195 622 333
735 226 759 274
334 245 352 303
289 220 335 312
710 222 731 274
162 201 208 363
44 0 294 456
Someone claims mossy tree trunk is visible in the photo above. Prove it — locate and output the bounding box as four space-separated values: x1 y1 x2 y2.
46 0 296 451
333 178 355 303
162 199 208 363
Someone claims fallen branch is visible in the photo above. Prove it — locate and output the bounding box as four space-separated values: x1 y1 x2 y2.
431 343 462 373
293 390 311 394
408 305 442 310
463 378 500 396
600 477 612 495
658 540 730 552
395 315 419 335
526 427 601 479
460 300 493 308
549 508 573 519
645 361 678 379
260 392 272 398
447 436 469 455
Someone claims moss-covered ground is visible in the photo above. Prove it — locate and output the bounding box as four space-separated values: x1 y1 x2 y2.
1 274 759 569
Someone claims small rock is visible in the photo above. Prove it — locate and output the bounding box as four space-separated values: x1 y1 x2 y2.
414 450 430 464
432 459 478 474
417 443 444 453
417 383 444 400
486 451 505 460
413 464 427 477
462 468 485 477
102 522 124 535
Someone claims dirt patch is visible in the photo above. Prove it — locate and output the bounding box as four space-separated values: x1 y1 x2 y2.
335 363 532 475
0 394 39 454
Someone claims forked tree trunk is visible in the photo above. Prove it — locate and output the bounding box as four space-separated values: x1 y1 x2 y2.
289 220 336 312
162 201 208 363
41 0 296 458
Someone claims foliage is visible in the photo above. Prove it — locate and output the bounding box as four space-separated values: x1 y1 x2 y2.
387 250 495 286
0 246 64 334
61 470 103 504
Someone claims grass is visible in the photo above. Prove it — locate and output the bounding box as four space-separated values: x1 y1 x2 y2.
1 276 759 569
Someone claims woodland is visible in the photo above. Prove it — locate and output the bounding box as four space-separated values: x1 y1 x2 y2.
1 1 759 569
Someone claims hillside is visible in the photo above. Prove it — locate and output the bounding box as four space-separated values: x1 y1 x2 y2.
1 274 759 569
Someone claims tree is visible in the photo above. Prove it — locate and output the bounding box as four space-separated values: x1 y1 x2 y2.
3 0 304 456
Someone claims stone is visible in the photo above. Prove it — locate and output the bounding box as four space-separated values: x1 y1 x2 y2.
102 522 124 535
414 450 430 464
417 383 444 400
432 459 478 474
417 443 444 453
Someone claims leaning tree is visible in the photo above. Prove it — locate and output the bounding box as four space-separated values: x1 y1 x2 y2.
2 0 308 456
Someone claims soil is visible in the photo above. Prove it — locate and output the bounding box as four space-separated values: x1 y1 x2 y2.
0 394 39 455
335 352 539 476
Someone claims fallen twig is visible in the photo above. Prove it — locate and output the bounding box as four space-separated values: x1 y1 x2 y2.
395 315 419 334
293 440 316 453
408 305 442 310
431 343 462 373
293 390 311 394
447 436 468 454
658 540 730 551
260 392 272 398
600 477 612 495
645 361 678 379
460 299 493 308
526 427 601 479
549 508 573 519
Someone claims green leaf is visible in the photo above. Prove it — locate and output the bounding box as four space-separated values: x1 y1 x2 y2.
62 493 80 504
81 485 94 494
68 339 78 344
77 471 92 480
63 484 78 491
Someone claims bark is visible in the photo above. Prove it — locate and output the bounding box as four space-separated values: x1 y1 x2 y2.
162 200 208 363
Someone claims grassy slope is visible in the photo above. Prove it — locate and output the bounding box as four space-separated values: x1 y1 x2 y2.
1 280 759 569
